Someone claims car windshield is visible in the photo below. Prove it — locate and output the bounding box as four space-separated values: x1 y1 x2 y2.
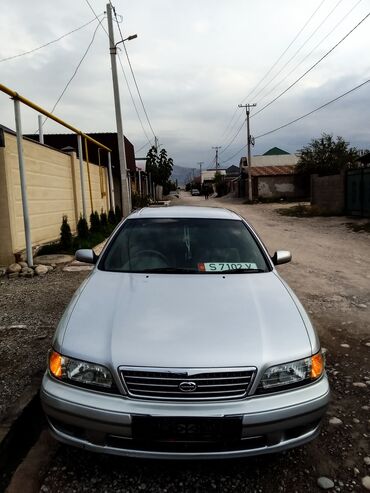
99 218 270 273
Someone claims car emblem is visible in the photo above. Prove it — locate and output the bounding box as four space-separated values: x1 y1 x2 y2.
179 381 197 392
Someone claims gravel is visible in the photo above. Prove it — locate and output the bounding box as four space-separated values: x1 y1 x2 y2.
0 268 88 419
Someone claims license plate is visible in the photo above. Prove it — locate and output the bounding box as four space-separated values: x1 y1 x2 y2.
132 417 242 443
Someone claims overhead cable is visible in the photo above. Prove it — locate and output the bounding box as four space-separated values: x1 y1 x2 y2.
38 21 101 131
255 0 363 107
0 14 103 63
251 11 370 119
220 78 369 165
255 79 370 139
252 0 345 104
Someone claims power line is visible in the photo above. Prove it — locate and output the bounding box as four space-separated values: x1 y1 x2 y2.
37 21 101 131
245 0 328 102
117 53 153 146
254 79 369 139
252 0 345 104
218 0 327 143
84 0 155 147
251 11 370 119
219 118 246 155
220 78 369 165
0 14 103 63
112 4 157 141
255 0 364 108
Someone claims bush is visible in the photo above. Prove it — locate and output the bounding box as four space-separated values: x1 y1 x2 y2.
108 208 116 225
77 215 89 240
100 210 108 231
60 215 72 251
132 192 150 209
115 205 122 223
90 211 101 233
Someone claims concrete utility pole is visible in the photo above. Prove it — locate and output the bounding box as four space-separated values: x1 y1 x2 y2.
238 103 256 201
197 161 204 184
212 146 222 170
107 2 131 217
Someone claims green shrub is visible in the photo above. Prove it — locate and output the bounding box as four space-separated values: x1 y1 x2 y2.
115 205 122 223
77 215 89 240
108 209 116 225
60 215 72 251
90 211 101 233
100 210 108 232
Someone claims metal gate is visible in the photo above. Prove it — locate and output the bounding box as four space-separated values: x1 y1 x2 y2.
346 168 370 217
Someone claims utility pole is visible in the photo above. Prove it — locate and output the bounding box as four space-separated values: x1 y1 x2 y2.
212 146 222 170
106 2 131 217
238 103 256 202
197 161 204 184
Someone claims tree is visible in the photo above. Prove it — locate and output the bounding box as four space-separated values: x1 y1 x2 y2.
145 145 174 195
297 133 359 175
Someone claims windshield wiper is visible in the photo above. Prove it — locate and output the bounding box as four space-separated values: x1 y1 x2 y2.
221 268 266 274
143 267 196 274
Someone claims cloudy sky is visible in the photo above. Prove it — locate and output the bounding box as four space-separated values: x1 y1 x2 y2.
0 0 369 169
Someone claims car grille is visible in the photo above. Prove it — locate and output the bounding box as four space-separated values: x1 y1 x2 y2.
119 367 256 400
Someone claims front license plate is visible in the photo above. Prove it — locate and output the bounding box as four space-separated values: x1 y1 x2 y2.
132 417 242 443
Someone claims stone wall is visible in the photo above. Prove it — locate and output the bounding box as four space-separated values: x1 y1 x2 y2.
311 172 345 213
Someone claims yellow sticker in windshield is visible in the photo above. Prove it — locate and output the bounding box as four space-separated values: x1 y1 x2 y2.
198 262 258 272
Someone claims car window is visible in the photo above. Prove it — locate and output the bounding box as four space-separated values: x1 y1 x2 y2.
99 218 270 273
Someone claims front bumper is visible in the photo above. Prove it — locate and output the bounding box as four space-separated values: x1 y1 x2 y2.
41 372 330 459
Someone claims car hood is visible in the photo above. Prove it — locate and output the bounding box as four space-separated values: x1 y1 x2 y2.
57 270 313 371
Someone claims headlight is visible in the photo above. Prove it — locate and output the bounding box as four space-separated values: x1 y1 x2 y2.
49 350 117 393
257 351 324 394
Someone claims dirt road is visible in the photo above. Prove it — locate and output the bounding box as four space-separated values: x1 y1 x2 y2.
4 194 370 492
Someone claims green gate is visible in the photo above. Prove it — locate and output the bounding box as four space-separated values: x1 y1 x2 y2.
346 168 370 217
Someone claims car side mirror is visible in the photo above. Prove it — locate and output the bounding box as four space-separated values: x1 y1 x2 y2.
75 249 98 264
272 250 292 265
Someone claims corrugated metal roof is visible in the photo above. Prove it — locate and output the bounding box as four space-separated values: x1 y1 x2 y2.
251 165 296 176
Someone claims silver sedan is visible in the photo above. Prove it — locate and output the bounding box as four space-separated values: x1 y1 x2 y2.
41 206 330 459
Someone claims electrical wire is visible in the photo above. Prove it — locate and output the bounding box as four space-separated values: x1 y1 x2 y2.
0 14 103 63
85 0 157 148
117 52 153 146
251 11 370 119
37 21 101 131
254 79 369 139
219 119 246 155
252 0 345 104
111 4 157 141
219 78 369 165
255 0 363 108
217 0 327 144
245 0 328 102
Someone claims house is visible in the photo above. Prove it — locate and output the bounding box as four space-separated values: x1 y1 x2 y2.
239 147 306 200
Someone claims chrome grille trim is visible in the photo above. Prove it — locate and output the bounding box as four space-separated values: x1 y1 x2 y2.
119 367 256 400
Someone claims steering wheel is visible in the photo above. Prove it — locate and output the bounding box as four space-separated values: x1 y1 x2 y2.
131 249 169 264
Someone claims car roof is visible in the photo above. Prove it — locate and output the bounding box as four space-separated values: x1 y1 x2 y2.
128 206 242 220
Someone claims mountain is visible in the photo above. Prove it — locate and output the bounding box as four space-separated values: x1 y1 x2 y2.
171 165 195 186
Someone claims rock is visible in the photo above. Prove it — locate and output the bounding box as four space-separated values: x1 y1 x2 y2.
329 417 343 425
340 343 350 348
362 406 369 411
35 265 48 276
357 303 367 309
354 468 360 475
8 272 19 279
25 270 34 278
7 263 21 274
353 382 367 388
353 418 360 424
317 477 335 489
0 267 6 277
34 254 74 265
18 261 28 268
47 265 54 271
362 476 370 490
366 342 370 347
364 457 370 466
